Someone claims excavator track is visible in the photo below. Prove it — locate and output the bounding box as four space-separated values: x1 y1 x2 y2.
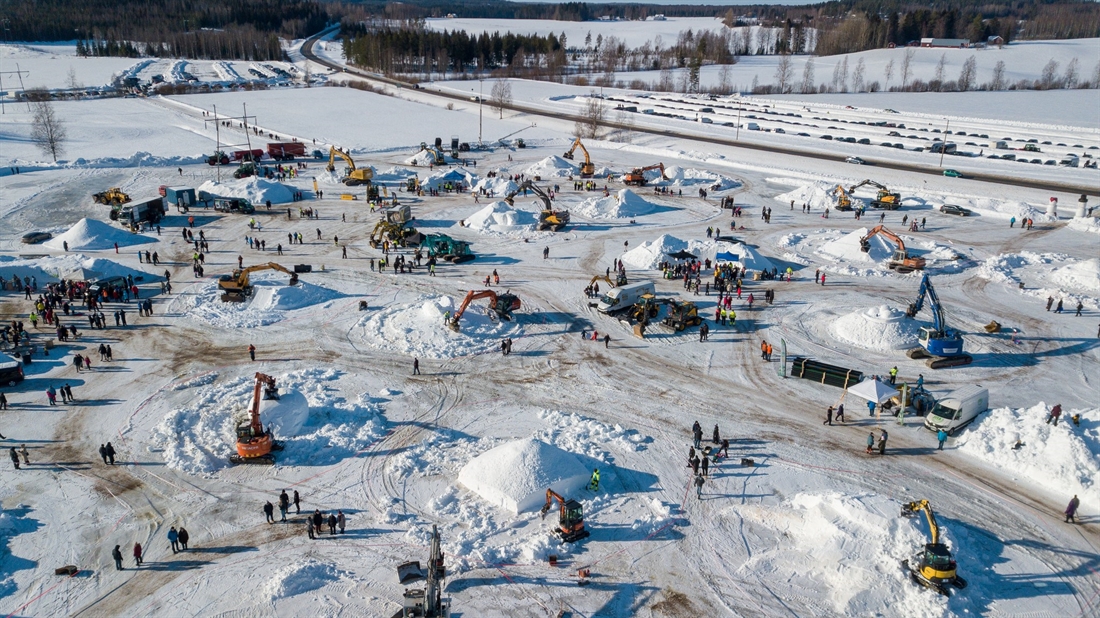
927 354 973 369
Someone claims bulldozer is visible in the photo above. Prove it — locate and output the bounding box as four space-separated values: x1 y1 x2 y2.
563 137 595 177
831 184 853 211
93 187 131 206
505 180 570 232
448 290 521 331
859 225 926 273
217 262 299 302
229 372 285 465
901 500 968 596
540 489 590 542
663 300 701 331
423 233 475 263
623 163 666 186
369 219 422 249
849 179 902 210
327 146 374 187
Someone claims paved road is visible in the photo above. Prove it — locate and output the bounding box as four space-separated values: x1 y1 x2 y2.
302 29 1096 197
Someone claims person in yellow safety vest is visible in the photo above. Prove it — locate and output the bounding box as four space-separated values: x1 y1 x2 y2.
730 309 736 324
889 366 899 385
588 469 600 491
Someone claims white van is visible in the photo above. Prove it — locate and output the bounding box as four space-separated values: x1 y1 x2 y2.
924 385 989 434
1059 154 1079 167
597 281 655 314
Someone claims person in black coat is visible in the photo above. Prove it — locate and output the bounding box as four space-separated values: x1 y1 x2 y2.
112 545 124 570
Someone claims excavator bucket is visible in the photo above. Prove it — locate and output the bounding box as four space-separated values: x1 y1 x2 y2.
984 320 1001 333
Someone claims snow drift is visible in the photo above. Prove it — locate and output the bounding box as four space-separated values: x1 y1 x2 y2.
43 218 155 251
356 294 521 360
178 273 347 328
457 437 591 514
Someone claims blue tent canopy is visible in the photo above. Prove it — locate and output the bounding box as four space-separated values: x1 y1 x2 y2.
715 251 738 262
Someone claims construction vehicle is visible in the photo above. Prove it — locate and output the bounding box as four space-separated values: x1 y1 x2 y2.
217 262 299 302
859 225 926 273
232 148 263 162
228 372 285 465
504 180 570 232
540 489 590 542
562 137 595 177
849 179 902 210
398 524 451 617
326 147 374 186
233 162 257 179
419 142 446 165
628 293 662 338
904 274 972 368
422 234 475 263
900 500 968 596
207 151 230 165
663 300 702 331
448 290 521 331
384 204 412 226
116 197 165 228
369 220 422 249
831 184 853 211
267 142 306 161
213 197 255 214
590 272 627 290
93 188 131 206
623 163 666 186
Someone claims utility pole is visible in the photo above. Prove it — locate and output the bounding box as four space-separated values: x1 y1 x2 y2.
478 78 483 148
735 101 742 141
0 63 30 114
203 103 256 183
938 119 950 168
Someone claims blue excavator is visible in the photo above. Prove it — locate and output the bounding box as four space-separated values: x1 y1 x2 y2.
905 274 973 369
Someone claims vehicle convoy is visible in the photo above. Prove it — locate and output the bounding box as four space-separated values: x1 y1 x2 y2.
859 225 926 272
540 489 590 542
505 180 570 232
93 187 130 206
213 197 255 214
900 500 968 596
905 274 972 368
422 233 475 263
218 262 299 302
229 372 284 465
848 179 902 209
115 196 165 228
563 137 596 177
596 281 655 314
448 290 521 331
923 385 989 434
267 142 306 160
623 163 666 186
327 146 374 186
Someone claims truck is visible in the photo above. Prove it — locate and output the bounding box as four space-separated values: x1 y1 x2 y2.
267 142 306 161
232 149 264 162
116 197 165 228
923 385 989 435
163 186 196 211
596 281 655 314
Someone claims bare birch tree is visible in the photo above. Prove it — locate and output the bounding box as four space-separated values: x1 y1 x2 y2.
32 98 67 162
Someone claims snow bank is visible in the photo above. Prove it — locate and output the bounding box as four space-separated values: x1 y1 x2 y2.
978 252 1099 306
1051 257 1100 293
0 254 154 284
574 189 655 219
463 201 536 233
356 294 521 360
955 403 1099 507
523 155 576 179
178 273 347 328
264 559 348 600
199 177 294 205
831 305 922 352
661 165 739 190
714 242 777 272
964 197 1053 222
773 181 841 211
262 389 310 437
404 150 438 166
43 218 155 251
457 438 591 514
1068 216 1100 235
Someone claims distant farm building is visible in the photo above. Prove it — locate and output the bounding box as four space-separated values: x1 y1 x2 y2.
920 38 972 48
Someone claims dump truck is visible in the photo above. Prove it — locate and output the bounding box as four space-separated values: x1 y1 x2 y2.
267 142 306 161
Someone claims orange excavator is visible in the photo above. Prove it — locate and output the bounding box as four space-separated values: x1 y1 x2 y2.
540 489 590 542
229 372 284 465
623 163 666 186
447 290 521 331
860 225 927 273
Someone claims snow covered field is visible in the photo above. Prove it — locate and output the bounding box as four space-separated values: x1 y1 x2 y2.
0 35 1097 618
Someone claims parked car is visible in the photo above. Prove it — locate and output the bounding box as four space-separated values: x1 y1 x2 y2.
820 135 833 140
21 231 52 244
845 156 865 165
943 169 963 178
940 204 972 216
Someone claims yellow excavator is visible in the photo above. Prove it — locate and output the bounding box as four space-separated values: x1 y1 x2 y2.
326 147 374 187
849 179 902 210
831 184 853 211
590 272 627 289
228 372 284 465
218 262 299 302
901 500 967 596
448 290 521 331
505 180 570 232
563 137 595 177
623 163 666 186
859 225 926 273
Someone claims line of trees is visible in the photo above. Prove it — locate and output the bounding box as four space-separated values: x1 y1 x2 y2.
76 27 284 61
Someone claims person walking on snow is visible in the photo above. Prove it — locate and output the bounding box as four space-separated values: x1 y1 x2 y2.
835 404 845 423
889 366 899 385
701 456 709 477
823 406 833 425
263 501 275 524
307 518 315 539
692 421 703 449
694 473 705 499
293 490 301 514
712 424 720 444
1065 495 1080 523
112 545 124 570
133 542 143 566
937 429 948 450
9 447 19 469
588 469 600 491
1046 404 1062 426
413 358 420 375
866 432 875 454
279 490 290 521
19 444 28 466
328 513 337 535
690 455 700 476
878 429 889 455
337 510 346 534
248 344 256 361
168 527 180 553
178 527 189 550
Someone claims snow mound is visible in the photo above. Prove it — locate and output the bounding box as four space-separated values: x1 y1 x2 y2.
965 197 1054 222
831 305 922 351
1051 258 1100 293
472 175 519 197
457 438 591 514
621 234 765 271
373 166 419 182
819 227 892 264
199 177 294 205
773 181 840 211
420 168 476 192
661 166 739 190
404 150 438 166
356 294 521 360
1068 216 1100 235
179 274 346 328
464 201 536 233
262 389 310 437
0 254 155 285
714 242 777 272
575 189 655 219
956 403 1098 507
264 559 347 600
43 218 154 251
523 155 577 178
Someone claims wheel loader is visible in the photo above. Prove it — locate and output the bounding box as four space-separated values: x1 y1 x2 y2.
93 188 131 206
662 300 701 331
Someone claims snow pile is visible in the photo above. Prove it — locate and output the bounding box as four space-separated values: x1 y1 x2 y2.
964 197 1053 222
464 201 536 233
773 181 842 211
472 175 519 197
819 227 892 264
621 234 766 270
1068 216 1100 235
199 177 294 205
714 242 777 272
574 189 656 219
0 254 154 285
535 410 649 463
356 294 521 360
43 218 154 251
420 168 477 192
264 559 348 600
261 390 310 437
178 273 347 328
403 149 438 166
1051 257 1100 293
978 252 1099 305
661 165 739 190
831 305 922 351
457 437 591 514
523 155 577 179
373 166 419 182
955 403 1099 507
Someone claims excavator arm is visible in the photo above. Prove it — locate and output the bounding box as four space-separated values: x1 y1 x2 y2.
860 225 907 254
903 500 940 545
590 275 616 288
540 488 565 519
250 373 277 434
450 290 499 328
563 138 595 176
504 180 552 211
832 185 852 209
848 179 888 194
327 147 356 173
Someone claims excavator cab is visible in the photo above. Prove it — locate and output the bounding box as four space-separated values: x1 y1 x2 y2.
901 500 967 595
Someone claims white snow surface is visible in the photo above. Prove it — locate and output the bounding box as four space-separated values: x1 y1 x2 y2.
264 559 349 600
621 234 752 270
832 305 922 352
43 218 155 251
176 273 347 328
524 155 577 178
463 201 536 233
457 437 591 514
198 177 295 205
574 189 656 219
356 294 521 360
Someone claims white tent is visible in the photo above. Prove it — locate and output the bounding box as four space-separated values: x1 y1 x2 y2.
847 378 898 403
457 438 591 514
